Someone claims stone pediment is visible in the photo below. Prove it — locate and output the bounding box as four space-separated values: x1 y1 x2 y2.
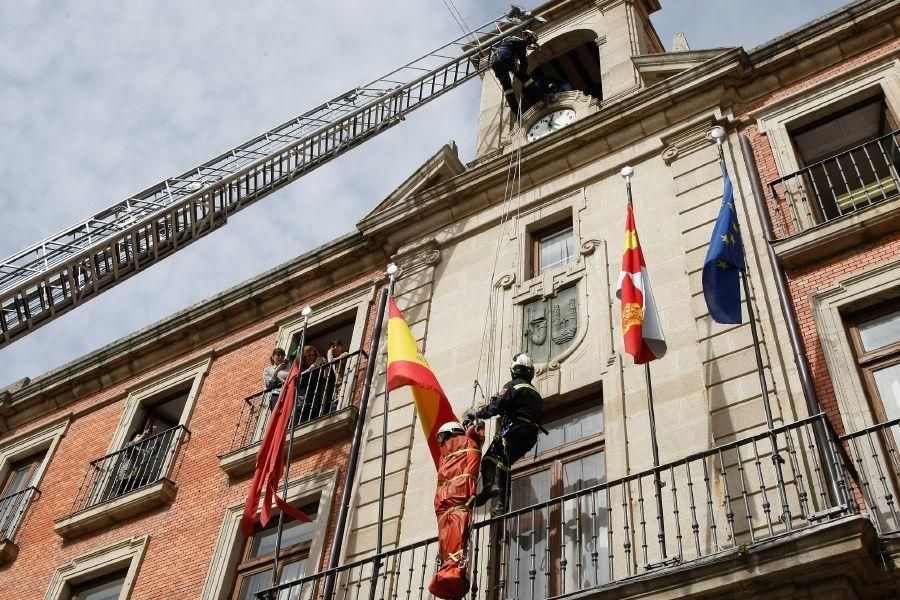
362 141 465 221
633 48 737 86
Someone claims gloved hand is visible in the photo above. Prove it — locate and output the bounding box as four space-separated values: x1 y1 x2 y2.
465 409 478 423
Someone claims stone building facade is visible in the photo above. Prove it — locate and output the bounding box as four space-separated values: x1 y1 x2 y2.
1 0 900 599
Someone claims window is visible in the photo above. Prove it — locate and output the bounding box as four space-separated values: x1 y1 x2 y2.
504 403 606 598
230 505 318 600
532 220 575 277
788 95 898 221
69 570 127 600
528 31 602 100
850 302 900 423
0 451 45 540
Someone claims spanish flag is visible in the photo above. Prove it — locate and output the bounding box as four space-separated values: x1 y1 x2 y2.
387 299 458 468
616 204 667 364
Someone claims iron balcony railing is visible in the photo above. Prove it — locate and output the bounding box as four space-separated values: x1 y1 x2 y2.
257 413 860 600
839 417 900 535
68 424 190 515
0 486 38 543
767 129 900 239
228 350 367 453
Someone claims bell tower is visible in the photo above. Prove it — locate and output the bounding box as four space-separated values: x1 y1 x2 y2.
474 0 663 159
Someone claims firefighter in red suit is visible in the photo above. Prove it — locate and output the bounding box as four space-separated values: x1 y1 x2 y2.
428 420 485 600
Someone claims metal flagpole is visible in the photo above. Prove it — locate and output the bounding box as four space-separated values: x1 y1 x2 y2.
710 127 792 528
272 305 312 587
371 263 399 599
621 166 668 562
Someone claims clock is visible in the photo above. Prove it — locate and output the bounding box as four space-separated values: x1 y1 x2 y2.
526 108 577 142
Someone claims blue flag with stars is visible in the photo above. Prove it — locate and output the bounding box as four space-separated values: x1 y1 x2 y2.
702 165 745 324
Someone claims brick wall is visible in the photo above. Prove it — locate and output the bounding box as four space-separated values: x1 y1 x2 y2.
0 269 383 599
738 36 900 435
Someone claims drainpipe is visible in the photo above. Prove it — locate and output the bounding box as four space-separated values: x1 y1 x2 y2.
739 134 846 508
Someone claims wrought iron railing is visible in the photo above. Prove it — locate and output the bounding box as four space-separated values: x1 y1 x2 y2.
257 413 857 599
839 417 900 535
68 424 190 515
228 350 367 453
767 129 900 239
0 486 38 543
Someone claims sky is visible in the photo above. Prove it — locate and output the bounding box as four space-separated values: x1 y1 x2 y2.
0 0 851 389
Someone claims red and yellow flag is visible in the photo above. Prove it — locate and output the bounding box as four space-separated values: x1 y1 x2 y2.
616 204 667 364
387 299 458 467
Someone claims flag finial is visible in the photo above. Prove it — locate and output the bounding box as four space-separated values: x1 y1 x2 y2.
620 165 634 180
710 125 725 146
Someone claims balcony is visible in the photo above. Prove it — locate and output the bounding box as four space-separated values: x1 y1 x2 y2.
767 130 900 267
0 486 39 565
256 414 900 599
218 350 366 477
54 424 189 538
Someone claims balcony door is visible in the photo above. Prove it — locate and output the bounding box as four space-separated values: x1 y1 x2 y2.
790 95 898 221
503 404 606 599
0 451 44 540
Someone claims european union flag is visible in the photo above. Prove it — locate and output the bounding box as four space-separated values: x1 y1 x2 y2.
702 165 745 324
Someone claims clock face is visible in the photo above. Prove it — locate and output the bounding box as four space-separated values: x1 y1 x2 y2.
526 108 577 142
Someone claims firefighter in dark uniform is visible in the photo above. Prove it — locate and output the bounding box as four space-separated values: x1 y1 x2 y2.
491 30 544 118
467 353 544 517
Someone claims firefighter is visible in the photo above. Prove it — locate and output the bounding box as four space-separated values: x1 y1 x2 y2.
491 30 545 118
468 353 544 517
428 421 484 600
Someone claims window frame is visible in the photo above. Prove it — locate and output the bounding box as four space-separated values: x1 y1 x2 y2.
504 400 606 597
69 569 128 600
848 299 900 424
530 219 575 279
229 506 317 600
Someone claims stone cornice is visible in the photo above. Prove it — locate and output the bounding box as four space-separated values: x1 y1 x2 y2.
2 231 385 427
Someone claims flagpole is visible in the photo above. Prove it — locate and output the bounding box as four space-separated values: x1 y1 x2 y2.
272 305 312 587
371 263 398 599
710 127 791 528
621 166 668 562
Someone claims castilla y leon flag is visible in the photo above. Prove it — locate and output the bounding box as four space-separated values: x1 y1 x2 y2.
241 350 311 537
616 203 667 364
387 299 458 468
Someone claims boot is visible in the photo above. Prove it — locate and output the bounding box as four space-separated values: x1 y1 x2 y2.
504 92 521 119
474 460 499 507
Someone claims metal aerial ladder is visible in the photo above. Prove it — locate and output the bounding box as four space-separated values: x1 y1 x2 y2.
0 8 540 349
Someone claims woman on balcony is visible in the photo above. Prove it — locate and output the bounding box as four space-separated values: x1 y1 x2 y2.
296 345 327 423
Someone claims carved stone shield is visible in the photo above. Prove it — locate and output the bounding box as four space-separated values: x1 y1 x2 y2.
521 286 579 363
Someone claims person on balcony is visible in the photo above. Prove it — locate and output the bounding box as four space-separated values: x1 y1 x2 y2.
428 420 484 600
468 353 545 517
326 339 350 411
296 345 327 423
491 30 544 118
263 348 290 396
114 424 156 497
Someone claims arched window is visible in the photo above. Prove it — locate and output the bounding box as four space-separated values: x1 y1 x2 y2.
528 30 603 101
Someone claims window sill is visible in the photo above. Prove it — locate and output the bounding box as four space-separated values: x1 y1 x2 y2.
218 406 358 477
772 194 900 269
53 479 177 539
0 539 19 565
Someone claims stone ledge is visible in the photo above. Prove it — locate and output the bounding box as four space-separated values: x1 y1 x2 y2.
772 195 900 270
0 539 19 565
218 406 358 478
571 515 893 600
53 479 177 539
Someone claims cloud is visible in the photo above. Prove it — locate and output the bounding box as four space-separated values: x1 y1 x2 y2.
0 0 848 387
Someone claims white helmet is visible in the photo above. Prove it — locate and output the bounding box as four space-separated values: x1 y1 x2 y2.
436 421 465 442
510 353 535 381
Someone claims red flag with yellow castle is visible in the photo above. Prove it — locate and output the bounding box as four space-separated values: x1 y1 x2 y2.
616 203 667 364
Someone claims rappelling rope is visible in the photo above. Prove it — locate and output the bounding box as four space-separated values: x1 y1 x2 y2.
472 95 526 412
